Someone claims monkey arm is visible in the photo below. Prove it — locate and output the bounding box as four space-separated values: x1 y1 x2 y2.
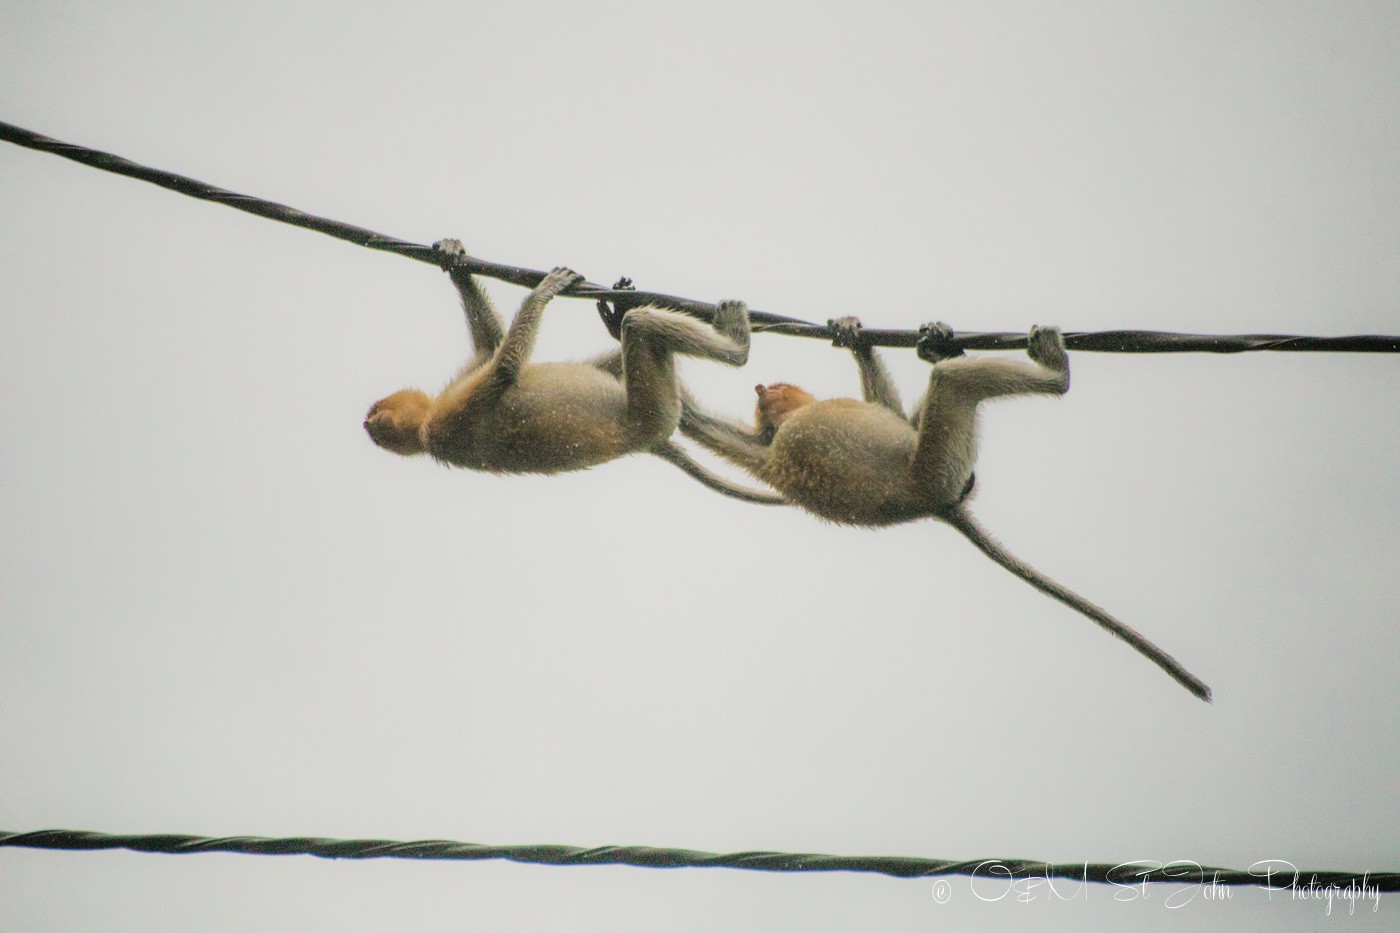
434 239 505 363
852 345 904 416
491 266 582 386
450 268 505 362
830 317 904 416
651 442 787 505
677 388 772 476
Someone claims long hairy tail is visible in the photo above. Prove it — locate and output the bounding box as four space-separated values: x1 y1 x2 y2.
943 506 1212 702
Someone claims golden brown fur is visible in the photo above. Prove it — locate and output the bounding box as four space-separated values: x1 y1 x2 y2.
681 317 1211 701
365 240 784 505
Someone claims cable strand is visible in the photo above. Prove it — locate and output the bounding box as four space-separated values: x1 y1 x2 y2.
3 120 1396 353
2 829 1395 890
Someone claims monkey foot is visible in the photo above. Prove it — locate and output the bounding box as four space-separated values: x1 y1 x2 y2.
828 315 865 349
1027 325 1069 372
432 238 468 270
916 322 964 362
535 266 584 299
596 278 639 340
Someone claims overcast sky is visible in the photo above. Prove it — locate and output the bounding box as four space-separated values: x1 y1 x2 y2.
2 2 1397 930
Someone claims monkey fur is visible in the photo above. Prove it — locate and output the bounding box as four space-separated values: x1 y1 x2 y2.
679 317 1211 701
365 240 784 505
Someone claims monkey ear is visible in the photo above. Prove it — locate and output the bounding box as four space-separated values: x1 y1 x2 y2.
754 384 765 396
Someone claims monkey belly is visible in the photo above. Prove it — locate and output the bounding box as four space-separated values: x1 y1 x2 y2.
763 401 923 526
451 364 632 474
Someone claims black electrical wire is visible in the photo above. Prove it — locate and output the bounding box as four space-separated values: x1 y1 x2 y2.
3 119 1396 354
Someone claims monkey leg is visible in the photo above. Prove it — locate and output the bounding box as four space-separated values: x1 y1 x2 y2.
584 348 624 378
908 327 1070 502
617 299 751 367
619 299 751 365
922 325 1070 404
616 302 752 447
617 312 685 447
907 383 981 502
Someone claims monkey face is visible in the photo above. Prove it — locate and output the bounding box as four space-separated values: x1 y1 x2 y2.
364 389 430 456
753 382 815 430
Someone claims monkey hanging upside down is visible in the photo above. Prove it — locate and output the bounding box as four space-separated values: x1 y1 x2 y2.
679 317 1211 701
364 239 783 504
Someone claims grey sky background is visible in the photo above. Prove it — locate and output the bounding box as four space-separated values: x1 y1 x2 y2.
2 2 1397 929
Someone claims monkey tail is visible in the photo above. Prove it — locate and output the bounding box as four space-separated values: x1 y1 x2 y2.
943 505 1212 703
651 442 788 506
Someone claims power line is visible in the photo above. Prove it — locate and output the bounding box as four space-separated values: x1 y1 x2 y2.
4 829 1395 890
3 119 1396 354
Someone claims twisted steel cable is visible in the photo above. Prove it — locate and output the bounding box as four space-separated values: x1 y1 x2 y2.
2 829 1395 891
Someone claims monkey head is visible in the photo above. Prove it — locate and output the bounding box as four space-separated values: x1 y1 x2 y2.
754 382 815 431
364 389 431 456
